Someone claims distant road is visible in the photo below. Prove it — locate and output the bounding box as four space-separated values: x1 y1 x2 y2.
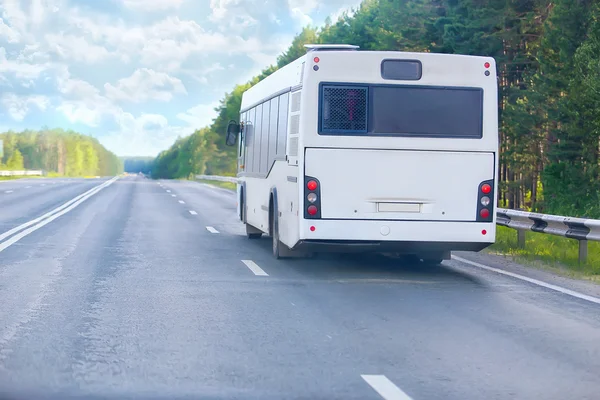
0 175 599 400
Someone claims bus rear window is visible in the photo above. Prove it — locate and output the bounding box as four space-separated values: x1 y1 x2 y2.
318 84 483 138
371 86 483 138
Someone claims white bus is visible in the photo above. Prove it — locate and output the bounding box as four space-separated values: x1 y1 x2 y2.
225 44 498 263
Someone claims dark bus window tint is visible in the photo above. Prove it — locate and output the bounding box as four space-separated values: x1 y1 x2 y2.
371 86 483 138
381 60 422 80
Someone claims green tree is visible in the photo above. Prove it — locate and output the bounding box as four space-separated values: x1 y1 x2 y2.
6 148 24 170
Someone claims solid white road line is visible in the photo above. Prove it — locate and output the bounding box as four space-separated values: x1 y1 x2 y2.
0 177 118 253
361 375 413 400
206 226 219 234
0 177 117 243
4 190 13 193
241 260 268 276
178 200 185 204
452 255 600 305
188 210 197 215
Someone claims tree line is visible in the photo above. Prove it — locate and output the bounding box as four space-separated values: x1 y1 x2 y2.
0 129 123 176
153 0 600 218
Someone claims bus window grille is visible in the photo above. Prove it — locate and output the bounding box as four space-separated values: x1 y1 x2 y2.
321 86 367 133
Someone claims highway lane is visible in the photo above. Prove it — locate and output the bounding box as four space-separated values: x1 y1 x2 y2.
0 176 599 399
0 178 110 233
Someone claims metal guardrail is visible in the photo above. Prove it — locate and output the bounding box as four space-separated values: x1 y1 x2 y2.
497 208 600 264
196 175 599 264
0 170 43 176
196 175 239 184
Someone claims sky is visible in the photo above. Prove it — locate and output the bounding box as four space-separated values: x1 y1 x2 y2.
0 0 359 156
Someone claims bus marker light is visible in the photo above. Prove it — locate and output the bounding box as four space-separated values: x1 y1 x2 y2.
313 65 319 71
480 209 490 218
481 183 491 194
484 62 490 68
314 57 320 63
307 180 318 191
307 205 318 216
482 229 487 235
310 226 316 231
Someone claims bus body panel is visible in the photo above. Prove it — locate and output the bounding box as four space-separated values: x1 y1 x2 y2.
240 161 300 248
299 219 495 245
304 148 495 222
300 51 498 154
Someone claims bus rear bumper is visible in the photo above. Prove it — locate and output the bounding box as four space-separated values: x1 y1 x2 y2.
296 219 495 253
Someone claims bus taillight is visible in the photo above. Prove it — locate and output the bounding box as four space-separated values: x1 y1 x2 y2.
476 180 494 222
304 176 322 219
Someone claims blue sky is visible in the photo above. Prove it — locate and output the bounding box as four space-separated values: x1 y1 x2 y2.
0 0 359 156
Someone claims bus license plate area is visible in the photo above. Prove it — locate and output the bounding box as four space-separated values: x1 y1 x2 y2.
377 202 420 213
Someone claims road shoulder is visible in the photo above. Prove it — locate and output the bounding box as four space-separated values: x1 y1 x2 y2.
453 250 600 299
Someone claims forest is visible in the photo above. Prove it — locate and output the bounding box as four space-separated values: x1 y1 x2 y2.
0 129 122 177
123 157 154 174
152 0 600 218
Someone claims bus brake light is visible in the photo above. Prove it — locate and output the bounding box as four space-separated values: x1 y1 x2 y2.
481 183 491 194
307 205 318 216
307 180 318 191
480 209 490 218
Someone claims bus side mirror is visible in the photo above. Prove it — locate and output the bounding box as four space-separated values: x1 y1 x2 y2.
226 120 240 146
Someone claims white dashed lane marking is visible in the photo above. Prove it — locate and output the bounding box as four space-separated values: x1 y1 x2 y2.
361 375 413 400
241 260 268 276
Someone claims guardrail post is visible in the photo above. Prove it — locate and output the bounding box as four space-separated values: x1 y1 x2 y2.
578 239 588 265
517 230 526 249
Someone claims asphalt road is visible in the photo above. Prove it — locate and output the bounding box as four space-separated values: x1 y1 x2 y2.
1 175 599 400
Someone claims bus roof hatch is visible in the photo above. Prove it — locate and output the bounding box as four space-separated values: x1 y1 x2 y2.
304 44 359 52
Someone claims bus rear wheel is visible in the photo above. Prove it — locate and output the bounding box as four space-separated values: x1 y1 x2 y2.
272 209 294 258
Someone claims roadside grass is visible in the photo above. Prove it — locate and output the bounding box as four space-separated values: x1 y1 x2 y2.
489 225 600 280
196 179 236 191
0 175 44 181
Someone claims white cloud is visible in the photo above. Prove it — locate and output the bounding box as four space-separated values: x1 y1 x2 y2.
55 67 118 127
287 0 318 25
121 0 185 12
181 63 225 84
176 101 220 128
1 93 50 121
44 33 112 63
0 16 22 43
0 0 28 42
101 113 187 156
104 68 187 103
0 48 50 80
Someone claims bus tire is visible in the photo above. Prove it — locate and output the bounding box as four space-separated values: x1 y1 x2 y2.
271 203 293 259
421 254 444 265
